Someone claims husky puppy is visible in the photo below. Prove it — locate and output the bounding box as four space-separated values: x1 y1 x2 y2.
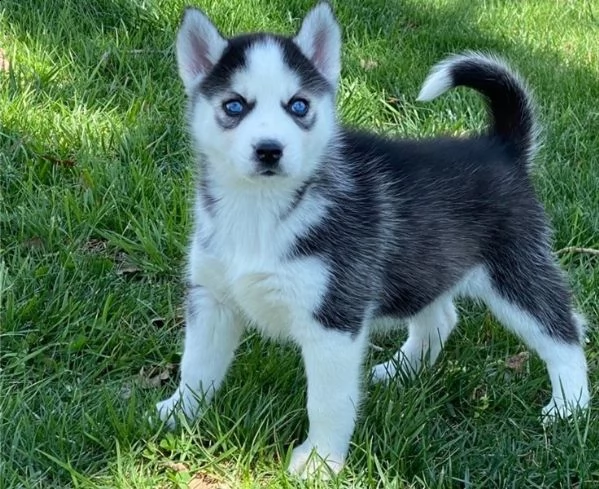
157 2 590 477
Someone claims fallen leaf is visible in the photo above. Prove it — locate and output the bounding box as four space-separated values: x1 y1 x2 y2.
23 237 44 249
188 473 223 489
41 154 76 168
505 351 530 372
82 238 108 254
0 48 10 72
137 363 176 389
115 251 142 276
359 58 378 70
119 383 132 400
165 461 189 473
117 264 142 276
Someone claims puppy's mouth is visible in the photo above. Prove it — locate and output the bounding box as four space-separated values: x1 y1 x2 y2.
255 168 286 177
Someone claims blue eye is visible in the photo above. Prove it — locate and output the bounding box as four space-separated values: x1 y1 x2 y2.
288 98 309 117
223 99 245 116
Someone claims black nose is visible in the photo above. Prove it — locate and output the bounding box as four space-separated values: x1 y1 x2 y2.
254 140 283 166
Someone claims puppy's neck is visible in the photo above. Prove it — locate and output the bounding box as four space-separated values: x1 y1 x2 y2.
200 164 314 218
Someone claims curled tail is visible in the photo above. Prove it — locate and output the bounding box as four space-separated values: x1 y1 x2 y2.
417 52 539 168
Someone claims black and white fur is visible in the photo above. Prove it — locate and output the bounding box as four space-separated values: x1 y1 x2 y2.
157 3 590 477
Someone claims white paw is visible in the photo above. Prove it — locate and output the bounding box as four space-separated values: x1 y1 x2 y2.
371 353 419 384
155 397 179 429
371 361 396 383
541 393 590 424
288 441 345 479
155 390 200 429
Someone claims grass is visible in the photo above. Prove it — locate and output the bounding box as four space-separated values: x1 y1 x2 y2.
1 0 598 487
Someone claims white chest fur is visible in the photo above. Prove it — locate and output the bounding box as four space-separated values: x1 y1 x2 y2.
188 184 330 339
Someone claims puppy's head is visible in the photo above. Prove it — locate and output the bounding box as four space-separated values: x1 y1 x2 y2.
176 3 340 185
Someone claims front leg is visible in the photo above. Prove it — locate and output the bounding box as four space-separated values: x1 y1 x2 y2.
156 285 243 427
289 325 368 478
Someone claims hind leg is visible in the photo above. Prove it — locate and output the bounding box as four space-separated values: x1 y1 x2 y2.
473 263 590 418
372 295 457 382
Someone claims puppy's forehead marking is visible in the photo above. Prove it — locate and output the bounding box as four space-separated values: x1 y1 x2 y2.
199 34 331 98
232 40 300 99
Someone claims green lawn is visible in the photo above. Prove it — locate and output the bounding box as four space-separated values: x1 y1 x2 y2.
1 0 598 487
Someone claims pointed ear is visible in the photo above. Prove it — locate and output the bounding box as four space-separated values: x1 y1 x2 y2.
176 8 227 93
293 2 341 88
